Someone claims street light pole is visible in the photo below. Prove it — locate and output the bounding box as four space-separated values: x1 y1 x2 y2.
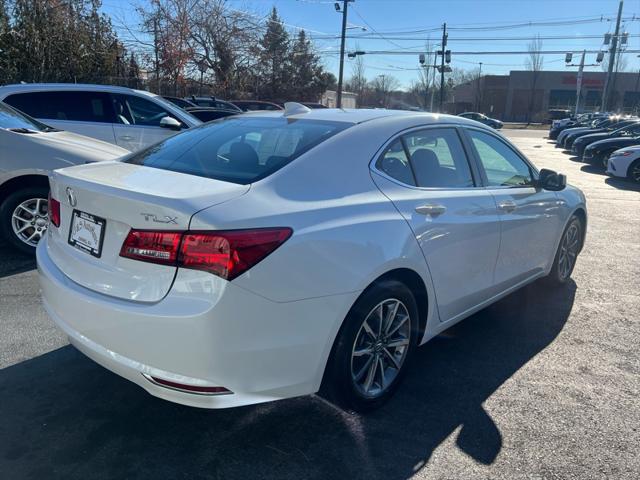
336 0 353 109
602 0 624 111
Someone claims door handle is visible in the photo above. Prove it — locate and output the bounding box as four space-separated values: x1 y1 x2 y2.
498 201 517 213
415 204 446 216
119 135 134 141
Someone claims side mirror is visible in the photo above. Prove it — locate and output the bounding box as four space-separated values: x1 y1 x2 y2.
160 116 182 130
538 168 566 191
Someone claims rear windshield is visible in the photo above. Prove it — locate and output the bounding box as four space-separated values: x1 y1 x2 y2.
125 116 350 184
0 101 52 132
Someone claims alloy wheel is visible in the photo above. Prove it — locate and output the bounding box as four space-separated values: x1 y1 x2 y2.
557 222 580 281
631 163 640 183
11 197 48 247
350 298 411 398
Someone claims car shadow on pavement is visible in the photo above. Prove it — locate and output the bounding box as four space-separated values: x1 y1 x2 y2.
604 176 640 192
0 241 35 279
0 280 575 480
579 165 607 176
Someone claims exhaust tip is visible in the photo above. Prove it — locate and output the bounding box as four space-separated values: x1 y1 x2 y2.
143 374 232 396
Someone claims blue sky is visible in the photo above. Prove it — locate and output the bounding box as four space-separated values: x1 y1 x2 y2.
101 0 640 88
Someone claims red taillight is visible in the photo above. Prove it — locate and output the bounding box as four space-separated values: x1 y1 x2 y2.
120 228 292 280
48 193 60 228
119 230 182 265
179 228 293 280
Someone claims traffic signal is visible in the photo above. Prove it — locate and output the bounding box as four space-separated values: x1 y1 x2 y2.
445 50 451 63
419 53 425 64
565 52 573 63
596 51 605 63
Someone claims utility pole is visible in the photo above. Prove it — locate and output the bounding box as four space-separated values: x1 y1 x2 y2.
575 50 586 116
430 49 437 111
601 0 624 111
476 62 483 111
439 23 447 112
336 0 353 109
565 50 601 114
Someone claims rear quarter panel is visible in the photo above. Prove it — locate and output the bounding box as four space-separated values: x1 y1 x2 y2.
189 117 443 338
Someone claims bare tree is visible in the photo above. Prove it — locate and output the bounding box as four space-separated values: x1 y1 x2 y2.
525 35 544 124
346 45 366 106
370 74 399 108
187 0 262 97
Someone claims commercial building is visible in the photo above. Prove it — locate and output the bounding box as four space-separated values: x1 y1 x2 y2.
451 70 640 121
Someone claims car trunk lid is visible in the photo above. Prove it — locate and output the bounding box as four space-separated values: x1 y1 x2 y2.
46 161 249 302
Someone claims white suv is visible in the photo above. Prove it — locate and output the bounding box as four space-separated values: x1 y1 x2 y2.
0 84 201 152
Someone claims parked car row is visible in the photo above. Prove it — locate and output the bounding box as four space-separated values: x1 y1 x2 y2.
550 112 640 183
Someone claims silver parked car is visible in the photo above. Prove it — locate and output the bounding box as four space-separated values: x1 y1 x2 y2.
0 101 128 253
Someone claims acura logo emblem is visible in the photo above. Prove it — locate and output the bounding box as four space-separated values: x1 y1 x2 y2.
66 187 77 207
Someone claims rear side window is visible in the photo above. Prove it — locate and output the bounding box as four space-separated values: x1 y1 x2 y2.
125 117 350 184
4 91 114 123
377 139 415 186
403 128 474 188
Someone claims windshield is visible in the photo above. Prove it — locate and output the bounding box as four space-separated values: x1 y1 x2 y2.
0 101 53 132
125 116 351 184
612 123 640 136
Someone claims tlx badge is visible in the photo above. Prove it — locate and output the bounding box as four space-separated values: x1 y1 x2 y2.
141 213 178 224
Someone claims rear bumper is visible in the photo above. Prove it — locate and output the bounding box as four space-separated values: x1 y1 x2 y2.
37 238 358 408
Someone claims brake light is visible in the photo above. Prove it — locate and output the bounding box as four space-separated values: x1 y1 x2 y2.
120 228 292 280
48 193 60 228
120 230 182 265
180 228 292 280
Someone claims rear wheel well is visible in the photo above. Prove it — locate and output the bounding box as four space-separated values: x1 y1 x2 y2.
0 175 50 206
572 208 587 252
366 268 429 341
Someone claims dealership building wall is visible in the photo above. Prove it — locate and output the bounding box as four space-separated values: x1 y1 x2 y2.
451 70 640 121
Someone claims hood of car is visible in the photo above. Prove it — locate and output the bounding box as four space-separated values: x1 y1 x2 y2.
586 136 640 152
575 132 609 144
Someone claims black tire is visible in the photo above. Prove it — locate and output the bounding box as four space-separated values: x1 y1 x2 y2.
320 280 419 412
543 215 582 287
627 159 640 184
0 186 50 255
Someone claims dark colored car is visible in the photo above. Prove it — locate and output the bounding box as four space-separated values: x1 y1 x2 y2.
184 107 239 122
458 112 503 129
550 113 606 140
230 100 283 112
546 109 571 124
572 121 640 158
186 96 242 112
583 135 640 168
163 96 197 109
562 118 636 149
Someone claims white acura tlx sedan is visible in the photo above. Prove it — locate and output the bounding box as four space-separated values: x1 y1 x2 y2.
38 105 587 412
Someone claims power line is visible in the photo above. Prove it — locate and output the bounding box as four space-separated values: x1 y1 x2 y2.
321 49 640 56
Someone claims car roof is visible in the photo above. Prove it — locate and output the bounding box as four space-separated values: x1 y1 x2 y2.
240 108 484 127
0 83 158 98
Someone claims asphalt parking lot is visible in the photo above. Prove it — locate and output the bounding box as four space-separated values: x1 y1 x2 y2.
1 129 638 480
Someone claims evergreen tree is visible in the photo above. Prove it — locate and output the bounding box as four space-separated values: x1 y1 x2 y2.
258 7 289 100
